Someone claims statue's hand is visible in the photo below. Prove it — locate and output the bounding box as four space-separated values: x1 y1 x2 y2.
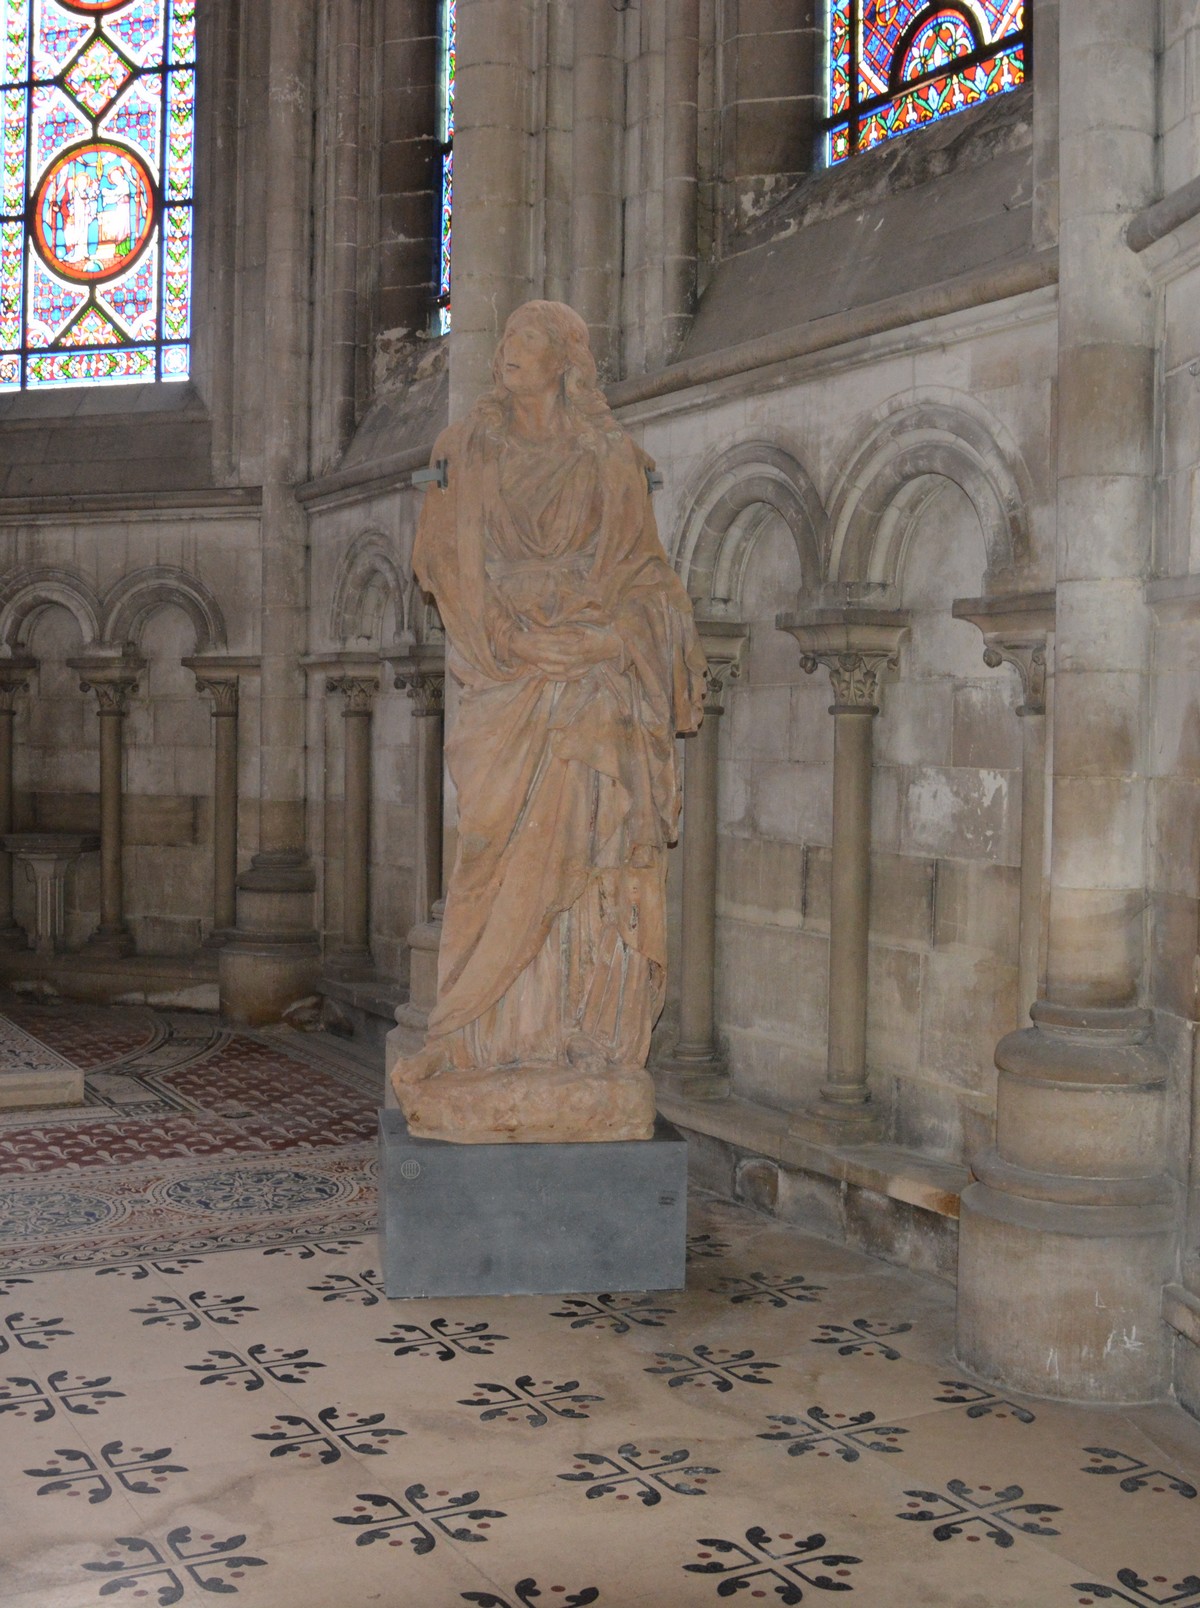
509 625 621 680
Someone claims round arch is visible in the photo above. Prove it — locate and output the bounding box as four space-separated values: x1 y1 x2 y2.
330 530 408 647
673 442 826 613
827 396 1031 590
0 567 102 651
101 566 228 654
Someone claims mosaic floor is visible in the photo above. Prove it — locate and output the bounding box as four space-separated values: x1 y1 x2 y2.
1 1003 1199 1607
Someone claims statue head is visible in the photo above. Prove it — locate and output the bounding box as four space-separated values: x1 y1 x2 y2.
475 300 617 444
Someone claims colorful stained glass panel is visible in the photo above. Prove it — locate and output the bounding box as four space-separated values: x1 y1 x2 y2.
435 0 454 335
825 1 1025 164
1 0 196 389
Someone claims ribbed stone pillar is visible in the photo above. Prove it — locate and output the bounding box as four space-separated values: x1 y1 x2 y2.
957 0 1173 1403
655 620 745 1100
220 0 319 1024
570 0 622 377
73 658 144 958
327 674 379 966
661 0 700 360
0 660 34 949
778 611 909 1145
391 647 446 1031
953 594 1055 1026
450 0 534 413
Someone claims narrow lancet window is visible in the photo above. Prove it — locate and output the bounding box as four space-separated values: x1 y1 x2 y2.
1 0 196 390
825 2 1026 165
434 0 455 335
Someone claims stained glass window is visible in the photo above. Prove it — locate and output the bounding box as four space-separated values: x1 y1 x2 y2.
434 0 454 335
825 2 1026 165
1 0 196 391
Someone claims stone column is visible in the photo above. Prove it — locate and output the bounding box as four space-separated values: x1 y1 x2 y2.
450 0 533 413
72 658 144 957
569 0 623 377
0 660 34 948
655 620 746 1100
391 647 446 1030
777 611 909 1145
327 674 379 967
661 0 700 361
953 594 1055 1026
220 0 320 1024
191 672 241 941
956 1 1173 1403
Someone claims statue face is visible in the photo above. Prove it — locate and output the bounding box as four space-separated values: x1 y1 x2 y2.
499 319 563 397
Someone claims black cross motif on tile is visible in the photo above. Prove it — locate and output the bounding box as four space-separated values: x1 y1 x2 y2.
897 1478 1062 1546
376 1318 508 1361
0 1369 124 1421
94 1259 204 1281
646 1344 779 1393
1070 1569 1200 1605
334 1485 505 1552
760 1404 908 1462
186 1343 325 1391
550 1293 676 1334
1080 1447 1197 1499
462 1582 599 1607
686 1232 731 1261
559 1442 719 1505
262 1239 362 1260
934 1380 1036 1423
252 1405 405 1464
684 1526 859 1602
811 1319 912 1359
307 1269 385 1306
711 1270 826 1309
133 1289 258 1330
0 1308 73 1353
82 1526 266 1600
24 1439 187 1504
459 1375 603 1426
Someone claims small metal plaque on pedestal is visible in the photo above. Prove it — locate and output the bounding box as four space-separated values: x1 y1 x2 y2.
378 1110 688 1298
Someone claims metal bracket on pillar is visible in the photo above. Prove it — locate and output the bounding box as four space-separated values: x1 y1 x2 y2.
777 609 909 1146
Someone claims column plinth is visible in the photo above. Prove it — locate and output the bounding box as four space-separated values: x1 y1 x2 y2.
655 620 746 1100
777 611 909 1146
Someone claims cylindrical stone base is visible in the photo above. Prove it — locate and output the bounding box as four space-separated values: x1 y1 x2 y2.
956 1181 1174 1402
219 940 322 1026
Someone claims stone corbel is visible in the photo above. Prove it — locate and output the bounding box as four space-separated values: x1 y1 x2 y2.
695 619 748 716
389 642 446 718
326 673 380 713
776 609 910 712
952 593 1055 716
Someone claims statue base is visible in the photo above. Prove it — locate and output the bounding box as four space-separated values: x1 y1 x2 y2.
391 1060 657 1145
378 1109 688 1297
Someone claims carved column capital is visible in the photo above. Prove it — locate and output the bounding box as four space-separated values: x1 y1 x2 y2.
70 657 145 716
952 593 1055 717
328 674 380 715
194 675 240 716
777 609 910 714
696 619 748 715
0 658 35 713
390 643 447 718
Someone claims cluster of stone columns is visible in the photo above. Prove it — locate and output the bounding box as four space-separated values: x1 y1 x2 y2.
391 645 446 1030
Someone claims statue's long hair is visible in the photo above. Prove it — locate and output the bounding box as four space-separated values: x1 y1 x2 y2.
470 300 621 450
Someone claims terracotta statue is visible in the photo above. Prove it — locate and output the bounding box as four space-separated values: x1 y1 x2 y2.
392 301 707 1143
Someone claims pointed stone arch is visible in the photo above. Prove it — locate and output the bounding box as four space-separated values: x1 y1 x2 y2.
101 567 228 654
330 530 408 647
0 567 102 651
827 395 1031 592
673 441 826 612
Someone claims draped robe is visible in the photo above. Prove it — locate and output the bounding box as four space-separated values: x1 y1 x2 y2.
399 413 707 1089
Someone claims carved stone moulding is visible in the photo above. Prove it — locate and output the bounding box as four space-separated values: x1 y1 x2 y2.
952 592 1055 716
776 607 910 711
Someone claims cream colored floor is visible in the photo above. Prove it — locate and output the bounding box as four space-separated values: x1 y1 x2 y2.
2 1195 1198 1608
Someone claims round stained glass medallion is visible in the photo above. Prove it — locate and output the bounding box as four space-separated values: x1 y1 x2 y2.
32 142 155 284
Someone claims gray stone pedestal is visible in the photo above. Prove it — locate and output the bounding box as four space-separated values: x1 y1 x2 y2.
379 1110 688 1298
